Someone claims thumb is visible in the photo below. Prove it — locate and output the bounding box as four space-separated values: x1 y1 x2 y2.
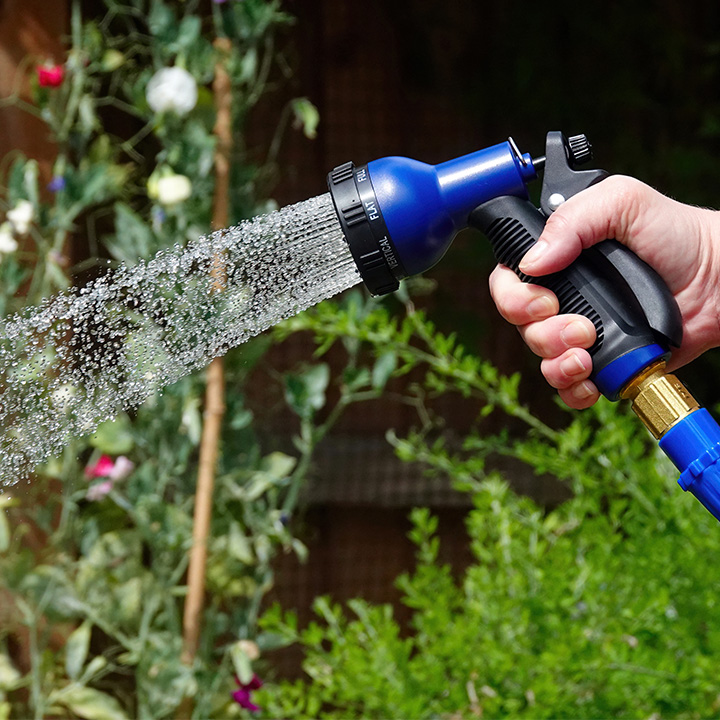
518 175 652 276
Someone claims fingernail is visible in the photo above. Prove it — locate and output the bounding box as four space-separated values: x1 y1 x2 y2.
519 240 549 272
572 381 596 400
527 295 555 320
560 353 586 377
561 320 594 347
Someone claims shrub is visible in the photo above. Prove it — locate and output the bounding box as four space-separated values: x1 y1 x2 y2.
259 291 720 719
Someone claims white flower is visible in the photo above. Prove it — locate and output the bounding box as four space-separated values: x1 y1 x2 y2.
237 640 260 661
86 479 113 502
0 223 18 254
109 455 134 481
146 67 198 116
155 174 193 205
7 200 34 235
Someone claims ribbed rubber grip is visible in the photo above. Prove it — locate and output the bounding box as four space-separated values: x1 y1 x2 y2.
485 214 604 350
469 195 670 395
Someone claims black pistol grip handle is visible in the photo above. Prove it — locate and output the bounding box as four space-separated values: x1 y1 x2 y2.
469 195 683 396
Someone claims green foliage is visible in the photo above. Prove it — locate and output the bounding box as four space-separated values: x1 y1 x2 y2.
0 1 324 718
257 291 720 719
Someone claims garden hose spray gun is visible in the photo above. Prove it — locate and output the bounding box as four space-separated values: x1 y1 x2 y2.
327 131 720 522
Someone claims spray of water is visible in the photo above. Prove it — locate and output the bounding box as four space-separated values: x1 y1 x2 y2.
0 193 360 486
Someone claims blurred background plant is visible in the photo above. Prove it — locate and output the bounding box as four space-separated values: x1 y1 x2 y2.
256 292 720 718
0 1 334 718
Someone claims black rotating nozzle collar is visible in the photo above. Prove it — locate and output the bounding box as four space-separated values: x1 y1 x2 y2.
327 161 404 296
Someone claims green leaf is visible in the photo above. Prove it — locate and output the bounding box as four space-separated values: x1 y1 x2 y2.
22 159 40 208
261 451 297 479
0 508 8 553
115 577 143 625
6 156 38 207
343 367 371 392
65 164 115 213
0 653 21 691
230 641 254 685
229 522 255 564
292 538 309 563
291 98 320 139
148 0 177 43
50 685 129 720
174 15 201 52
79 656 108 685
256 630 295 652
78 95 99 135
90 414 134 455
284 364 329 419
180 396 202 445
241 470 289 502
230 407 253 430
372 351 397 390
65 621 92 680
239 47 258 83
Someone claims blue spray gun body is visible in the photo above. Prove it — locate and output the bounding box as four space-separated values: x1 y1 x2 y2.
328 132 720 522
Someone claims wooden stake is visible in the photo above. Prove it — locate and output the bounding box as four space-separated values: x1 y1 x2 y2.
179 37 233 714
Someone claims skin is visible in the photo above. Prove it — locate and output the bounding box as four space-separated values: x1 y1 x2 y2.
488 175 720 409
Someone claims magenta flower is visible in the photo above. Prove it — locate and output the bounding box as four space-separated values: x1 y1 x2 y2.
84 454 134 500
232 674 263 712
37 63 65 88
85 454 134 481
85 454 115 479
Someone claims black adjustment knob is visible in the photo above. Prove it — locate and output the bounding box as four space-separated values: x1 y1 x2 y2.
568 134 592 166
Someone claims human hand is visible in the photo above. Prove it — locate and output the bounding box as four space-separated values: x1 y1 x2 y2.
488 175 720 409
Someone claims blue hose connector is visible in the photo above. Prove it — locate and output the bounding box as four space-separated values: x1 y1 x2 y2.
659 409 720 521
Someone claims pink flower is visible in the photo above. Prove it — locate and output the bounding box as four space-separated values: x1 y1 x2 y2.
109 456 134 481
84 455 134 500
85 454 134 481
85 454 114 479
232 674 263 712
37 64 65 88
86 479 113 502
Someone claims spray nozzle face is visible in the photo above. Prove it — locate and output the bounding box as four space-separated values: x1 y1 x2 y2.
327 139 537 295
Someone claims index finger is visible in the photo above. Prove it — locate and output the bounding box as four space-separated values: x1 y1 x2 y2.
518 175 654 276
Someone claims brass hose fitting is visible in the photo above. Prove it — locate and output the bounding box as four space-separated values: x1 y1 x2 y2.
620 361 699 439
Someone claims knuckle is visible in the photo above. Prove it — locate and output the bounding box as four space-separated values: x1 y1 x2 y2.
540 359 565 390
519 321 553 358
601 175 653 227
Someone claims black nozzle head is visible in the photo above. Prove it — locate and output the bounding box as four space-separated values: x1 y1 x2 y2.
327 161 403 296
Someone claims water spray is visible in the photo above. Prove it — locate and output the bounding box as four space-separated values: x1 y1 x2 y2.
327 131 720 522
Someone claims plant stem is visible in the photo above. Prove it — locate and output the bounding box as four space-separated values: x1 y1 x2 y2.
281 388 367 514
178 36 232 718
26 610 43 720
